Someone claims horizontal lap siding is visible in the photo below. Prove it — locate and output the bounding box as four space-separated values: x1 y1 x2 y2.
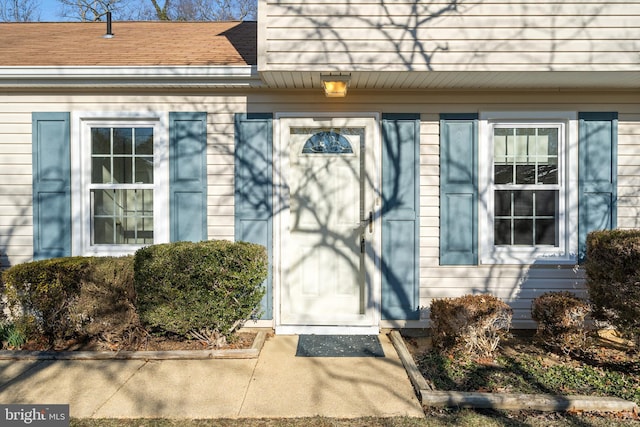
253 92 637 328
263 0 640 72
420 112 586 327
617 115 640 229
0 94 246 269
417 99 639 329
0 111 32 268
207 115 236 241
419 117 440 277
2 90 639 329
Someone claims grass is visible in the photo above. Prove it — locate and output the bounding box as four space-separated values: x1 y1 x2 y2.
419 350 640 403
413 330 640 406
69 414 640 427
0 321 26 349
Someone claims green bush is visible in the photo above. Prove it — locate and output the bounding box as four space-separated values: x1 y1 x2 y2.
531 291 591 353
1 256 138 345
430 294 512 358
585 229 640 344
2 257 89 343
67 256 139 345
134 240 267 341
0 321 26 349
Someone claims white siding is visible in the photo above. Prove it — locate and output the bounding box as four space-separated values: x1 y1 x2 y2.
0 93 248 268
0 107 32 268
417 98 640 328
617 115 640 229
1 88 639 328
261 0 640 76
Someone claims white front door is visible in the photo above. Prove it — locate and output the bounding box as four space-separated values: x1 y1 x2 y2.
277 116 380 333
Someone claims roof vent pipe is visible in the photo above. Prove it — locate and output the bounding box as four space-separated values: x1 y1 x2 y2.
104 11 114 38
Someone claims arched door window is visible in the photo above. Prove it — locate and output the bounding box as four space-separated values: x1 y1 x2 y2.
301 131 353 154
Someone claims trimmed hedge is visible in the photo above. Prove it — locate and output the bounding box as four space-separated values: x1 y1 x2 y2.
585 229 640 342
430 294 512 358
134 240 267 339
531 291 591 353
1 256 136 344
3 257 89 342
69 256 138 345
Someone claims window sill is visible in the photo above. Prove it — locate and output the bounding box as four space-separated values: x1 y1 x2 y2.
80 245 148 257
480 249 577 266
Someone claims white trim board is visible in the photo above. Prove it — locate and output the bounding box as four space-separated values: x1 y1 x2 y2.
275 325 381 336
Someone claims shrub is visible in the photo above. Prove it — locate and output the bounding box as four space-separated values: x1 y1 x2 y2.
67 256 140 346
2 257 89 343
585 229 640 345
134 240 267 344
1 256 139 345
531 291 591 353
0 321 26 349
430 294 512 358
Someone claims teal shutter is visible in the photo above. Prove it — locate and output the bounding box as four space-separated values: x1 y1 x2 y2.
169 112 208 242
234 113 273 319
32 112 71 260
439 113 478 265
381 113 420 320
578 112 618 262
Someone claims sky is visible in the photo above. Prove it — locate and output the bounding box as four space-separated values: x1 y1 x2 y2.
38 0 66 22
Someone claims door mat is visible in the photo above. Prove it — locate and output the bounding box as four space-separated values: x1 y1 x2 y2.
295 335 385 357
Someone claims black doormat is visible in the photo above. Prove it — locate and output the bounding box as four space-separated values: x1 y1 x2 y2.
295 335 385 357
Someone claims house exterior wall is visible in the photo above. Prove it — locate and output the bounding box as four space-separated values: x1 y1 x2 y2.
260 0 640 73
0 92 246 268
1 88 639 327
0 108 32 268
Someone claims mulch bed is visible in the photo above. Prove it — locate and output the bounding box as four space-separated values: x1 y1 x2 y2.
16 332 257 352
403 329 637 365
402 329 640 403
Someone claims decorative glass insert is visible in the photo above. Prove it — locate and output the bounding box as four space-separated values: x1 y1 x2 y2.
302 131 353 154
90 126 154 245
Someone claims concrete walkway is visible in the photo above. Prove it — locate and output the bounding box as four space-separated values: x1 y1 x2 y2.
0 334 425 419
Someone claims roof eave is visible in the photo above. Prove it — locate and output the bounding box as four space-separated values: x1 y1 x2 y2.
0 65 263 89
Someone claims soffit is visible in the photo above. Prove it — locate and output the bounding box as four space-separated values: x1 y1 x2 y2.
259 70 640 90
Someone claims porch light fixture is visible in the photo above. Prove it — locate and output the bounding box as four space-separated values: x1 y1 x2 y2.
321 75 350 97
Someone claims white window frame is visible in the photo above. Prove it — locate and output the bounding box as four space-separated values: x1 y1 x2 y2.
71 112 170 256
479 111 578 264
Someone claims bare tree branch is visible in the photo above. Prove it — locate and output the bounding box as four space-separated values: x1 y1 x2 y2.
149 0 170 20
0 0 40 22
198 0 256 20
158 0 257 21
55 0 256 21
57 0 126 21
173 0 199 21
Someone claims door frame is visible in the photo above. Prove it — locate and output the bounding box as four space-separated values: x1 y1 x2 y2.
273 112 382 335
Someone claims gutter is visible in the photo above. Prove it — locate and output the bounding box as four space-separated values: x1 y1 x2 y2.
0 65 264 89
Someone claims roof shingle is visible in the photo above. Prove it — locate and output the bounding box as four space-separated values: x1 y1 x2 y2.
0 21 257 66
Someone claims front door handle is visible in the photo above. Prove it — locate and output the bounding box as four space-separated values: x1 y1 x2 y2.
369 211 373 234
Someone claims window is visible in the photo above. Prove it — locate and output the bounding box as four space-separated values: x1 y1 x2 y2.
90 127 155 245
479 112 578 264
301 131 353 154
72 114 169 255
